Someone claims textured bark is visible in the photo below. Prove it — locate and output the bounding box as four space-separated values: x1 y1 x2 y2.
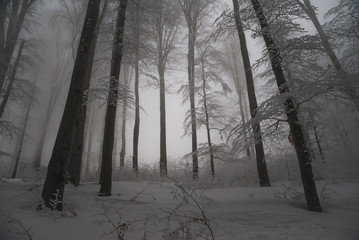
99 0 128 197
297 0 359 111
67 0 109 187
159 68 167 176
41 0 101 210
251 0 322 212
232 0 270 187
0 40 25 119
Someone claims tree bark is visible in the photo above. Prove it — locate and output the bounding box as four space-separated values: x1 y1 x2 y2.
41 0 101 210
0 40 25 119
67 0 109 187
99 0 128 197
159 68 168 177
119 64 129 168
232 0 270 187
251 0 322 212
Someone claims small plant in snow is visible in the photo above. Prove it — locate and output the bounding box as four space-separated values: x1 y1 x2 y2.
49 189 62 210
101 202 131 240
273 184 304 200
162 177 215 240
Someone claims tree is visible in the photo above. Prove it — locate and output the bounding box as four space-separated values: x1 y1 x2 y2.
250 0 322 212
0 0 37 95
67 0 110 186
99 0 128 197
295 0 359 112
41 0 101 210
178 0 215 179
231 0 271 187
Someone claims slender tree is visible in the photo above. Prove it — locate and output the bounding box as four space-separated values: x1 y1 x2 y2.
99 0 128 197
251 0 322 211
232 0 271 187
41 0 101 210
295 0 359 112
178 0 215 179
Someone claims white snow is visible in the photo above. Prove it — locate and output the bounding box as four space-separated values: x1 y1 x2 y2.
0 180 358 240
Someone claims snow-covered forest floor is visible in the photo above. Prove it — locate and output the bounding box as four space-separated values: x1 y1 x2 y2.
0 179 358 240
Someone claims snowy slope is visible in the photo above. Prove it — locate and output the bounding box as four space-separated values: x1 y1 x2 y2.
0 180 358 240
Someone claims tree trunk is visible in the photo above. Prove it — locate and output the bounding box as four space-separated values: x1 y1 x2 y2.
201 60 215 178
41 0 101 211
99 0 128 197
0 40 25 119
119 64 129 168
12 73 36 178
159 67 168 177
297 0 359 112
132 11 140 174
251 0 322 212
67 0 109 187
232 0 271 187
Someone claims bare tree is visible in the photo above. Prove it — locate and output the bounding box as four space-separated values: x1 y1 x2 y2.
231 0 270 187
99 0 128 197
178 0 215 179
250 0 322 212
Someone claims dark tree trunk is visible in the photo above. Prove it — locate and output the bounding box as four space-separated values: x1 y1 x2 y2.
201 60 215 178
132 16 140 174
0 40 25 119
188 29 198 179
41 0 101 211
297 0 359 111
99 0 128 197
232 0 270 187
159 68 167 177
119 64 129 168
251 0 322 212
67 0 109 187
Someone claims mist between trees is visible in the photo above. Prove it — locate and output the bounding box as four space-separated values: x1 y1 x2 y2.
0 0 358 213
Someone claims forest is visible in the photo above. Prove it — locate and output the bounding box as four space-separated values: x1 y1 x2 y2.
0 0 358 239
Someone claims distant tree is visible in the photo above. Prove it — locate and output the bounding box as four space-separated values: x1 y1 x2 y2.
99 0 128 197
41 0 101 210
0 0 38 96
178 0 215 179
250 0 322 212
231 0 271 187
295 0 359 112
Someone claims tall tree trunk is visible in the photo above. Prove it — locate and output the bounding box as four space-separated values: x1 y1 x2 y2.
67 0 109 187
0 40 25 119
99 0 128 197
251 0 322 212
308 111 325 162
232 0 271 187
188 28 198 179
159 67 168 177
132 11 140 174
201 60 215 178
296 0 359 111
12 73 37 178
119 64 129 168
41 0 101 211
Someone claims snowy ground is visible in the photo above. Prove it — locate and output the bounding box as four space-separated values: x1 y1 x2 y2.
0 179 358 240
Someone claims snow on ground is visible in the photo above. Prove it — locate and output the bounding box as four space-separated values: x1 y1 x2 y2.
0 179 358 240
